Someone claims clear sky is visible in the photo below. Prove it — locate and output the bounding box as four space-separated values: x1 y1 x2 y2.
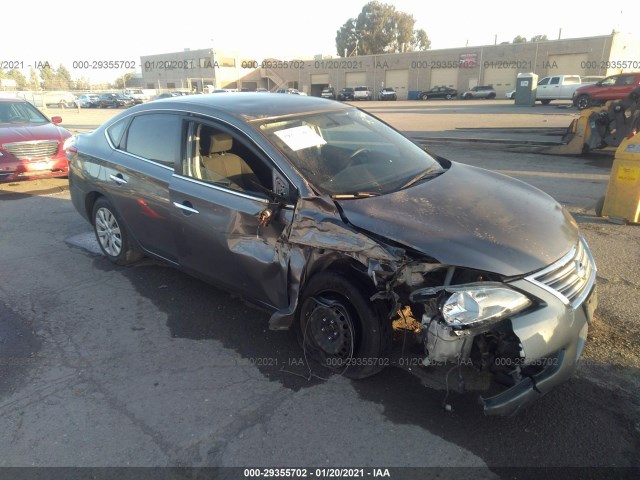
4 0 636 84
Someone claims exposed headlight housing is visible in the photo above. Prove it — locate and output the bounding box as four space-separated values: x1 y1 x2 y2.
442 285 531 328
410 282 532 329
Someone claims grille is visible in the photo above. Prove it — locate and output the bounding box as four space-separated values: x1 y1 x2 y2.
526 236 596 308
4 140 59 160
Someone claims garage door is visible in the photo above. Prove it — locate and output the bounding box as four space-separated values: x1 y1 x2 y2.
384 69 409 99
483 68 517 97
548 54 588 75
346 72 367 87
430 69 458 89
311 74 330 85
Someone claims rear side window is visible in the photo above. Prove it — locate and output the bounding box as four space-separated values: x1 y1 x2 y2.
106 118 128 148
124 114 182 168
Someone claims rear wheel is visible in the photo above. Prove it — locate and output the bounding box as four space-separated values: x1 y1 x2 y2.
296 272 391 379
92 197 142 265
576 94 591 110
420 93 428 100
445 94 453 100
541 99 551 105
488 92 496 99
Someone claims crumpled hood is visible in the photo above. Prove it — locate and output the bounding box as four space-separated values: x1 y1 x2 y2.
0 122 68 145
336 162 578 277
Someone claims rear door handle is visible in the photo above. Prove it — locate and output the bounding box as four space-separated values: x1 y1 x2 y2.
109 174 127 185
173 201 199 215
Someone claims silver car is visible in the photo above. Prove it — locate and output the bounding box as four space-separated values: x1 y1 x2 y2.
462 85 497 99
67 94 597 416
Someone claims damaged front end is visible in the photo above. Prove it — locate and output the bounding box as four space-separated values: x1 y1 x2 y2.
400 236 597 416
268 194 597 416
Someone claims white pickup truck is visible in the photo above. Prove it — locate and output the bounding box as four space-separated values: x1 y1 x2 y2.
536 75 595 104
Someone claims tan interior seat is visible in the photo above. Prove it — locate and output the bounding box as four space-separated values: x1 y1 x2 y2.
200 133 258 190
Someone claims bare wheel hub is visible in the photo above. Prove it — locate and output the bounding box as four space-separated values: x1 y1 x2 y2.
306 298 353 357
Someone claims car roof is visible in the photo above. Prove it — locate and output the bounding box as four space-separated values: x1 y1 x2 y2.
139 92 350 121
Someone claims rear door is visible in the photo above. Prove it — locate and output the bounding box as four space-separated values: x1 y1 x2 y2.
169 118 295 310
104 112 185 263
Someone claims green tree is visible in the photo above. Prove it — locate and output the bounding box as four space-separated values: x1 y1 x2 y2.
56 65 73 90
513 35 527 43
411 28 431 51
113 72 138 89
40 65 57 90
336 18 359 56
5 69 28 90
335 1 431 56
29 68 40 90
530 34 548 42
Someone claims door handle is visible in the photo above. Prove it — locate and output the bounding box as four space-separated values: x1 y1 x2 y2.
173 201 199 215
109 174 127 185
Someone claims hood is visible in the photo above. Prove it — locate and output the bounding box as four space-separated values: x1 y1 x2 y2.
336 162 578 277
0 122 69 145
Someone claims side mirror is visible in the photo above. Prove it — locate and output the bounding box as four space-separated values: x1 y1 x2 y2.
51 116 62 125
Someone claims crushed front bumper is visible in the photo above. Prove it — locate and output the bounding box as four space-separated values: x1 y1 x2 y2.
480 273 597 416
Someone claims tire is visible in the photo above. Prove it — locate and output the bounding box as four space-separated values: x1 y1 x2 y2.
59 100 67 108
420 93 428 100
295 271 391 379
488 92 496 99
576 94 591 110
445 94 453 100
92 197 142 265
464 93 472 100
540 99 551 105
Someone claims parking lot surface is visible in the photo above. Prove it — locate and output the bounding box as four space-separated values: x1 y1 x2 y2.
0 101 638 477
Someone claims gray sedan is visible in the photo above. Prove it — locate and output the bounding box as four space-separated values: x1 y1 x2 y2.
67 94 597 415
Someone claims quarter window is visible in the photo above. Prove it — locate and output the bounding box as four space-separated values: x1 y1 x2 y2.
124 114 182 168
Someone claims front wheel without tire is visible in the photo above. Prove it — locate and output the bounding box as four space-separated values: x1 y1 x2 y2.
296 272 391 379
92 198 143 265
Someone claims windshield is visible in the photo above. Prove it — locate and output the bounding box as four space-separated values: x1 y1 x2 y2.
0 102 49 124
255 108 443 196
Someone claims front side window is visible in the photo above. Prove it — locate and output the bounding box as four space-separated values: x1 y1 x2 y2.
183 122 274 196
123 114 182 167
255 108 443 197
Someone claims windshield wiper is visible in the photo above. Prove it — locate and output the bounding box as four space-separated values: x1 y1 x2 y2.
400 167 443 190
331 192 379 199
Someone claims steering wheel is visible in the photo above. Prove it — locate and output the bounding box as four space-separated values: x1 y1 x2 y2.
348 147 370 162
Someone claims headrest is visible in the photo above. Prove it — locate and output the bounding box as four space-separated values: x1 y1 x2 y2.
210 133 233 154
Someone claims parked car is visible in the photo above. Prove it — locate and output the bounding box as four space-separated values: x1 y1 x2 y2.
67 94 597 416
97 93 135 108
378 87 397 101
321 87 336 99
536 75 583 105
461 86 496 99
353 86 372 100
573 72 640 110
418 86 457 100
276 88 306 95
337 87 355 101
77 94 100 108
0 98 72 183
255 88 269 93
43 91 77 108
123 89 149 104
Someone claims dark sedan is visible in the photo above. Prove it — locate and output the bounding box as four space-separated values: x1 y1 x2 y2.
0 99 72 183
67 94 597 416
337 87 354 101
97 93 135 108
418 86 458 100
